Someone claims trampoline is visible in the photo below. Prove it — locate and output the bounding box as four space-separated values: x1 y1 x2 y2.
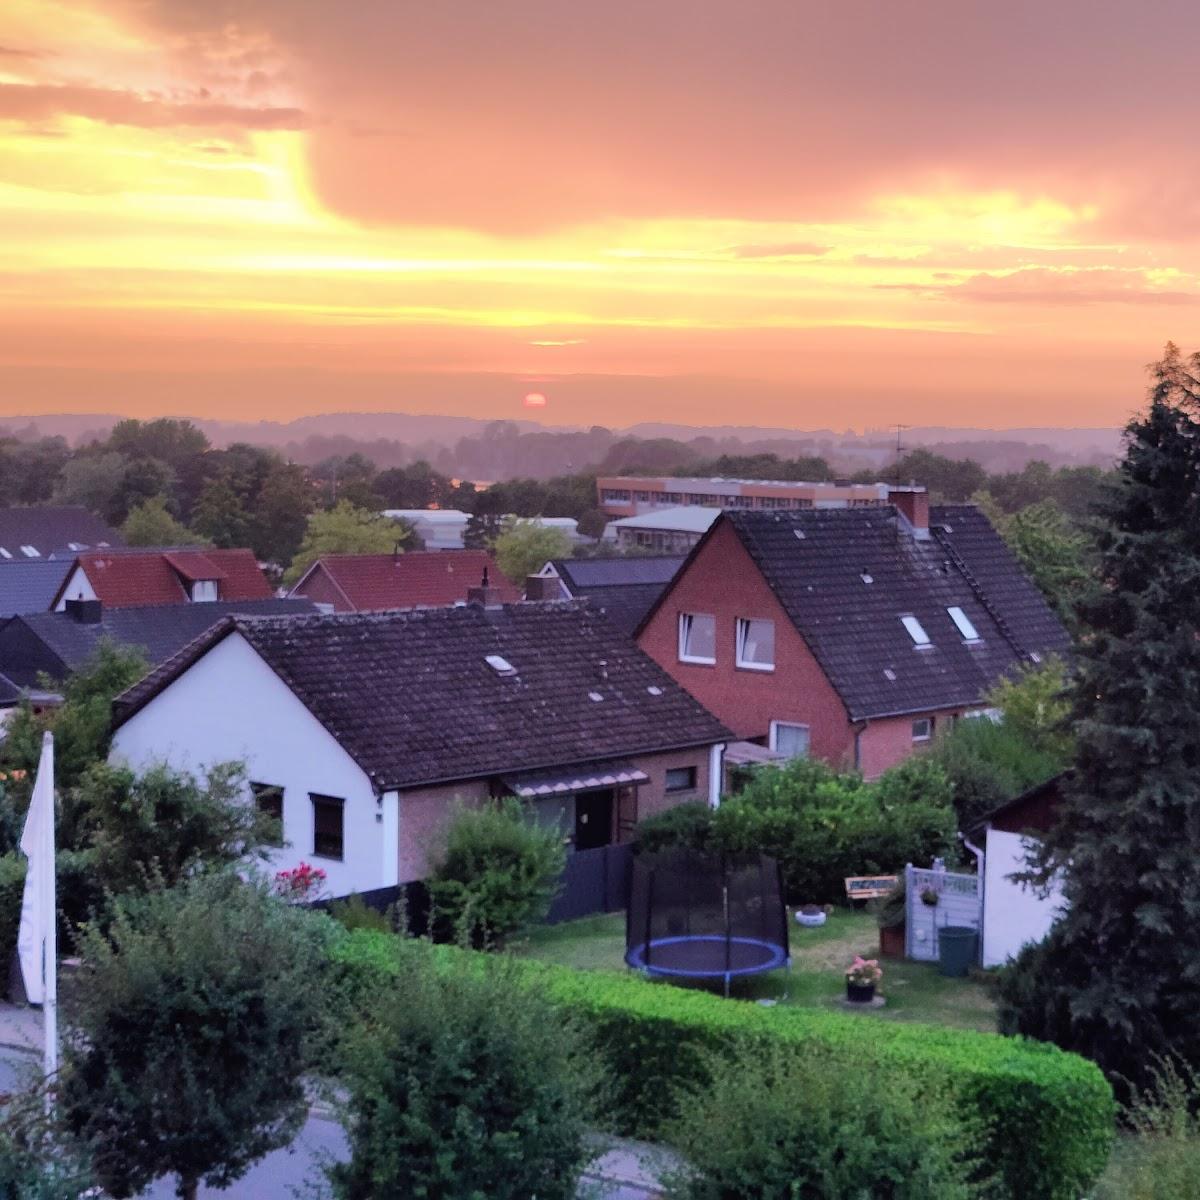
625 849 790 996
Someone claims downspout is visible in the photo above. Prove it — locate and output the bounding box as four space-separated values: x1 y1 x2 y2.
852 720 868 772
959 830 985 964
708 742 725 809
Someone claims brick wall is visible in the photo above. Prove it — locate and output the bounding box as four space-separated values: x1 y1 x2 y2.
291 564 352 612
856 709 964 779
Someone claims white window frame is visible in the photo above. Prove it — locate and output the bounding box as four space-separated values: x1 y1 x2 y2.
912 717 934 742
947 605 981 643
665 765 698 794
769 720 811 760
191 579 218 602
677 612 717 665
735 617 775 672
901 615 932 648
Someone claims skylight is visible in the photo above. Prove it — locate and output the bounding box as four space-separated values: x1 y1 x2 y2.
646 685 663 696
947 605 981 642
860 570 873 584
0 547 10 559
20 546 39 558
485 654 517 677
901 615 931 647
883 668 897 681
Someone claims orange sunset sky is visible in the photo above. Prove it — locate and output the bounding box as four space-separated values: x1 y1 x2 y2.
1 0 1196 430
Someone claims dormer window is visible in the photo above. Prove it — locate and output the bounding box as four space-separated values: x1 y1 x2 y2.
947 605 981 643
901 615 931 647
191 579 218 602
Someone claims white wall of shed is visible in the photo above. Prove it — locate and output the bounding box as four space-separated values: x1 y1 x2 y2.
982 828 1066 968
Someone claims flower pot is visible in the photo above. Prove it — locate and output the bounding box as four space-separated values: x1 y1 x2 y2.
796 909 827 927
846 981 876 1004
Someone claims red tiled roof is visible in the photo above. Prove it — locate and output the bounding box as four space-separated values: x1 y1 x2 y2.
293 551 520 611
64 548 272 607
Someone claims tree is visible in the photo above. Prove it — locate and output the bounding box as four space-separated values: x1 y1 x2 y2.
282 500 409 585
492 518 574 583
374 460 456 509
80 760 277 897
0 1090 95 1199
250 461 313 567
189 473 251 548
892 449 988 500
329 947 595 1200
61 874 334 1200
988 656 1073 761
427 799 565 948
53 451 131 522
121 496 211 548
997 346 1200 1095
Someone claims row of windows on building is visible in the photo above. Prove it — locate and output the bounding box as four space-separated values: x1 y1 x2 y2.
678 612 777 670
768 714 939 762
601 488 832 510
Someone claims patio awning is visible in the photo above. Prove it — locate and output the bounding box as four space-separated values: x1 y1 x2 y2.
724 740 786 767
504 761 649 798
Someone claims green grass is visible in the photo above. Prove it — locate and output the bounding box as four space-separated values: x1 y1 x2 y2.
518 907 998 1032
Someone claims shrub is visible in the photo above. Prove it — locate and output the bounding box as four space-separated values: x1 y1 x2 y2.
427 799 565 948
662 1048 981 1200
328 942 598 1200
1095 1061 1200 1200
329 893 394 934
710 755 958 901
0 1090 95 1200
0 852 25 999
334 931 1115 1200
633 800 714 855
60 873 338 1200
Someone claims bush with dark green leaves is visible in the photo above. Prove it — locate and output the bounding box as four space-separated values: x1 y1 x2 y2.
59 873 337 1200
0 1090 95 1200
661 1048 982 1200
329 942 598 1200
0 852 25 998
710 754 958 901
633 800 714 855
428 799 565 948
334 931 1115 1200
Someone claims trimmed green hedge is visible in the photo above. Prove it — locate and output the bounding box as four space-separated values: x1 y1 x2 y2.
0 853 26 999
333 931 1114 1200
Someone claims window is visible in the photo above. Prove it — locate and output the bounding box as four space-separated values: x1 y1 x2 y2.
251 782 284 846
636 531 653 547
602 488 631 502
947 605 981 642
19 545 39 558
900 615 931 647
735 617 775 670
665 766 697 793
191 579 218 602
0 547 9 559
912 717 933 742
635 490 653 502
485 653 517 677
770 721 810 759
678 612 716 664
311 794 345 860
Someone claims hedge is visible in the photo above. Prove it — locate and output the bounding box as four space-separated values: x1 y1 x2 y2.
0 853 26 999
333 931 1114 1200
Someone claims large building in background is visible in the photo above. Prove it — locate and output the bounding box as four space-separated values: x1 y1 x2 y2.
596 476 901 520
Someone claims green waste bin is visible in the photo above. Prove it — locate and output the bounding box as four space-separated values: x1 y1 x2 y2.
938 926 978 977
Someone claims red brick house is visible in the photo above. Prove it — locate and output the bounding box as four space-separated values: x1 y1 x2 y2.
288 550 520 612
636 495 1071 778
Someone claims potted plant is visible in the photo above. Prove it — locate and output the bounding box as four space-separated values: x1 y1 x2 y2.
795 903 827 928
875 880 906 958
845 956 882 1004
920 885 941 907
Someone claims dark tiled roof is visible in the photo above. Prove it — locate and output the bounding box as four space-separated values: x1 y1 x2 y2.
0 506 123 560
0 599 318 688
61 548 272 607
722 506 1071 720
291 550 521 610
0 560 73 617
115 601 731 791
553 556 685 636
0 669 20 706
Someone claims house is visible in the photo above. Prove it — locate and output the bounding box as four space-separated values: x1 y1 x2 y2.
109 602 731 898
52 547 273 610
0 505 122 560
0 597 318 702
636 494 1072 778
526 556 685 636
973 774 1067 968
287 550 520 612
0 560 74 617
606 507 721 553
383 510 587 552
597 475 899 519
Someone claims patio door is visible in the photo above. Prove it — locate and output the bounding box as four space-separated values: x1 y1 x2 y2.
574 788 614 851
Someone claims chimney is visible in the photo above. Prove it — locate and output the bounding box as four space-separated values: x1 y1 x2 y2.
64 598 103 624
467 564 502 607
888 487 930 539
524 574 565 601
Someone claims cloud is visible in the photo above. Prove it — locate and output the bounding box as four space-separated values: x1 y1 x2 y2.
882 267 1199 306
731 242 828 259
0 45 44 58
0 82 306 130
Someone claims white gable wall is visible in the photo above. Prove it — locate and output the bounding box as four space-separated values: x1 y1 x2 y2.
109 631 392 897
981 828 1066 967
54 565 97 610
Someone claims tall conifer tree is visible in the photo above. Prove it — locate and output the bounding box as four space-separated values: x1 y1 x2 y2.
998 345 1200 1092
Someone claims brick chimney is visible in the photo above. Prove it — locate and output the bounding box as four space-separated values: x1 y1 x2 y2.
524 574 560 601
467 565 502 607
888 487 930 539
63 598 103 624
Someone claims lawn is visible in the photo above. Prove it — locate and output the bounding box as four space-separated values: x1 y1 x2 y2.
518 907 998 1032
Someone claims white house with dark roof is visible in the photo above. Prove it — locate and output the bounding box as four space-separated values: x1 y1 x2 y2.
108 602 730 898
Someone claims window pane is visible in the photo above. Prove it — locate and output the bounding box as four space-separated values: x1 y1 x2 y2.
251 782 284 847
679 612 716 661
737 618 775 668
312 794 345 860
665 766 697 793
773 723 810 759
947 605 980 641
912 718 933 742
901 615 931 645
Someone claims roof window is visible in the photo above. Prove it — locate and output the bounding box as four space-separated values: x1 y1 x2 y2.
901 615 932 647
860 570 873 584
646 685 663 696
0 547 10 559
947 605 981 642
793 529 806 541
883 667 897 682
485 654 517 677
67 542 86 552
20 546 39 558
588 691 604 702
1029 651 1042 664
